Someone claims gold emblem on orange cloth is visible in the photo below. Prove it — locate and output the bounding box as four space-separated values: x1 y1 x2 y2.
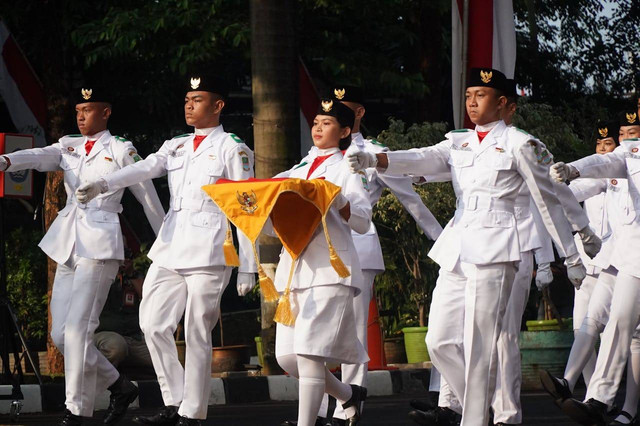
480 70 492 84
236 190 258 214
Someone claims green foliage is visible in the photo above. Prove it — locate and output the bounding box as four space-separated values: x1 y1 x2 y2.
132 243 153 276
373 119 456 329
6 228 48 341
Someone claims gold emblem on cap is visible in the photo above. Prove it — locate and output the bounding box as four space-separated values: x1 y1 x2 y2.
480 70 493 84
190 77 201 90
334 88 345 100
598 127 608 138
81 88 92 101
321 100 333 112
627 112 638 124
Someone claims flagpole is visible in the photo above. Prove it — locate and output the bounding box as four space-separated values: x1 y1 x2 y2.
459 0 470 128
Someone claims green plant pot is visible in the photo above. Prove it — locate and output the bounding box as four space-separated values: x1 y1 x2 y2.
255 336 264 366
402 327 430 363
520 329 574 391
526 318 573 331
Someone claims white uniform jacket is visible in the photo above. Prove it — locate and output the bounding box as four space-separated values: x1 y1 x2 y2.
4 130 164 264
273 149 371 292
569 178 609 274
570 139 640 278
102 125 257 272
383 121 578 272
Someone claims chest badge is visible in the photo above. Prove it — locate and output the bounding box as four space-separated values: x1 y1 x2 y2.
236 190 258 214
177 144 184 150
67 146 75 152
611 179 618 185
208 154 217 160
495 147 505 153
632 147 639 153
461 142 469 148
104 157 113 162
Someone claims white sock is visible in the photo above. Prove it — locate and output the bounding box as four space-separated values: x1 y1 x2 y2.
565 319 601 391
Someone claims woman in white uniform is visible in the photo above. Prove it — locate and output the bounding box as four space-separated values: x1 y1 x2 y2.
274 99 371 426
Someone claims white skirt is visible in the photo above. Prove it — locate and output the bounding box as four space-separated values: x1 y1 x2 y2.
275 284 369 365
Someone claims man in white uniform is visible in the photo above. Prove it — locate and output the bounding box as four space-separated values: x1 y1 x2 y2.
348 68 585 426
550 109 640 425
77 74 258 426
0 86 165 425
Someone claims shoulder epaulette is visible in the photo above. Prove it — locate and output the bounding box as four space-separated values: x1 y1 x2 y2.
113 136 129 143
172 133 190 139
369 138 386 148
515 127 532 136
294 162 308 170
229 133 244 144
451 129 471 133
67 134 82 137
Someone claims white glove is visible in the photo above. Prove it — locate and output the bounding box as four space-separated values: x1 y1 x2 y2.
334 193 349 209
0 156 8 171
236 272 255 296
535 263 553 291
347 150 377 173
75 179 108 204
550 162 579 183
565 253 586 289
578 226 602 258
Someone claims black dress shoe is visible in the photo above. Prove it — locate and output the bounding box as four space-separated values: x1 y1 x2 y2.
539 369 572 405
176 416 201 426
408 407 461 426
133 405 180 425
610 410 638 425
561 398 608 426
59 409 84 426
104 375 139 424
340 385 367 426
410 399 436 412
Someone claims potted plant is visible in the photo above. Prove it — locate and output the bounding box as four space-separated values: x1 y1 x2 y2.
211 310 251 373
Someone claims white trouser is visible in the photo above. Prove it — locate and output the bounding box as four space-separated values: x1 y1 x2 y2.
585 271 640 406
139 263 231 420
492 251 534 424
426 261 516 426
318 269 376 420
430 367 441 392
573 273 599 331
438 373 462 414
563 268 616 389
50 255 120 417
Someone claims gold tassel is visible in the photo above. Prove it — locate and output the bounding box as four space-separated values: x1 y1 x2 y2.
274 290 295 326
251 243 278 302
322 216 351 278
329 245 350 278
274 261 297 326
223 220 240 267
258 265 279 302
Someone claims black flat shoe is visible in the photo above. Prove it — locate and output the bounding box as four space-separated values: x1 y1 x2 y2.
59 409 84 426
561 398 608 426
539 369 572 406
408 407 461 426
341 385 367 426
132 405 180 425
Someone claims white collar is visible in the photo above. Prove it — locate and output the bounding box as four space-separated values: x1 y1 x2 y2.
315 147 340 156
194 126 219 136
351 132 365 146
86 129 108 141
475 120 501 133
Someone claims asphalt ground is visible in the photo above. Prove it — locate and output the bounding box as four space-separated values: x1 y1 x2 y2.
1 391 589 426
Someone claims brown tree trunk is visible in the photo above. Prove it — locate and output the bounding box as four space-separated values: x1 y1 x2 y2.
250 0 299 375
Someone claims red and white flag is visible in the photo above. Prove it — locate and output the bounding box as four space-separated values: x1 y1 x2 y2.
0 20 46 147
451 0 516 128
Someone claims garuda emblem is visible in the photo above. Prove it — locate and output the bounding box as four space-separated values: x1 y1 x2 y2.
237 190 258 214
598 127 608 138
334 88 345 100
627 112 637 124
321 100 333 112
190 77 201 90
81 88 92 100
480 70 492 84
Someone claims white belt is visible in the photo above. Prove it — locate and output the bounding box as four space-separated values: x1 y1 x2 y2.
70 199 123 213
456 196 514 213
170 196 219 213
